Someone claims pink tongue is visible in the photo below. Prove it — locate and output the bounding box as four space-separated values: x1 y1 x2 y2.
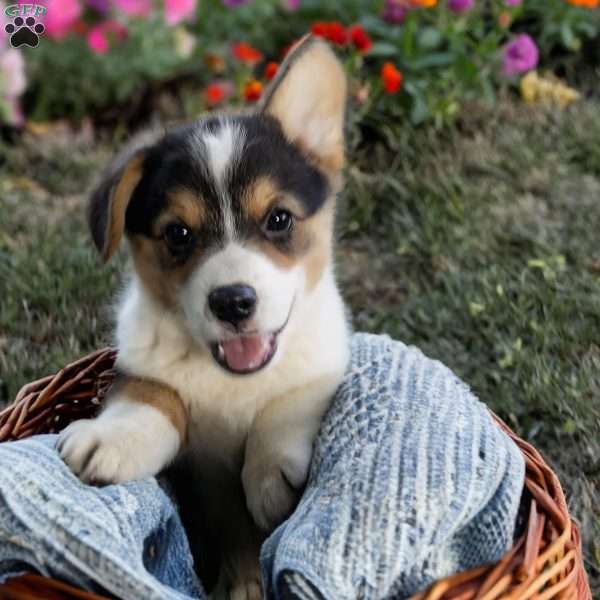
221 335 271 372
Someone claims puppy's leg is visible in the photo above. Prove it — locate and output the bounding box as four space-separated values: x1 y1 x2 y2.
217 510 263 600
173 461 264 600
58 376 186 484
206 472 264 600
242 375 340 532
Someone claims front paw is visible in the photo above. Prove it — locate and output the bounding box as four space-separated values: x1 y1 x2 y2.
242 453 309 532
57 416 176 485
212 569 262 600
229 580 262 600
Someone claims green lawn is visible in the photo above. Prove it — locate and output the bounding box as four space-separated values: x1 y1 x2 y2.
1 98 599 593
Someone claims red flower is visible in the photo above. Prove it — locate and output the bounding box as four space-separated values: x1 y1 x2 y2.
243 79 263 102
310 21 347 45
311 21 329 37
264 62 279 81
326 21 347 45
205 84 225 105
204 81 234 106
232 42 263 65
349 24 372 53
381 62 403 94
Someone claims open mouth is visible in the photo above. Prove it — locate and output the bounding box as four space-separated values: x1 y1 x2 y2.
211 333 278 375
209 298 294 375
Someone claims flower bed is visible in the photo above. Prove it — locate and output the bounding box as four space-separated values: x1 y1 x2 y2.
1 0 598 127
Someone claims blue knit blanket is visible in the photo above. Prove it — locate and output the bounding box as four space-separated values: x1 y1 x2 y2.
0 333 525 599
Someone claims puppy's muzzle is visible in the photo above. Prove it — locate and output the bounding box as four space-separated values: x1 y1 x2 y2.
208 284 257 327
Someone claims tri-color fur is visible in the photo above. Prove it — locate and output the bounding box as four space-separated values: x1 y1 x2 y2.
58 37 350 600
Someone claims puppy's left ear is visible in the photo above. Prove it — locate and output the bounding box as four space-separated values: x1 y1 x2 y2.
260 35 347 178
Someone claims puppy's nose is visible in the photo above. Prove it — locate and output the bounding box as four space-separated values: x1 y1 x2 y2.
208 284 257 326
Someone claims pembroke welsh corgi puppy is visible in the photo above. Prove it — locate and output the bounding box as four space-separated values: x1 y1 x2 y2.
58 36 350 600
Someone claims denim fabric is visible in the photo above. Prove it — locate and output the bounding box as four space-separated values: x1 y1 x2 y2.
0 333 525 599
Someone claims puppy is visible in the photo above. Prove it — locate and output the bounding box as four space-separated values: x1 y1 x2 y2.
58 36 350 599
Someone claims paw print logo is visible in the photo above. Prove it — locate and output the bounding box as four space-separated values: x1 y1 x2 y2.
5 16 45 48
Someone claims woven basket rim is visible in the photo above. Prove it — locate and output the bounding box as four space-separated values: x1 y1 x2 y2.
0 348 592 600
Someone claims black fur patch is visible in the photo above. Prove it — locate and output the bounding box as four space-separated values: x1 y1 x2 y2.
88 171 115 255
122 115 329 253
229 114 328 218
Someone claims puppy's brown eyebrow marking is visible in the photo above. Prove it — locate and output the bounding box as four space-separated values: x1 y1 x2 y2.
155 189 206 232
243 176 307 222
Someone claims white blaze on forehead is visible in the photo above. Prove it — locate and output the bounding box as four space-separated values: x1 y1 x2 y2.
190 119 245 240
203 121 245 184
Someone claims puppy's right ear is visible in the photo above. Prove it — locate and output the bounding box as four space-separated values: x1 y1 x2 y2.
89 150 146 263
89 128 166 262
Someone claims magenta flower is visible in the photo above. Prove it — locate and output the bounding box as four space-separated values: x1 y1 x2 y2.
164 0 197 24
87 20 128 54
42 0 82 40
382 0 408 24
114 0 152 16
502 34 539 76
448 0 474 13
87 0 111 13
283 0 300 9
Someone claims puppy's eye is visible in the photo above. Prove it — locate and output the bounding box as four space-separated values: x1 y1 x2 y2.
264 209 293 236
164 223 194 253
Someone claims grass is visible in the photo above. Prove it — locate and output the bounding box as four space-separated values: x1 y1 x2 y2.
1 98 599 594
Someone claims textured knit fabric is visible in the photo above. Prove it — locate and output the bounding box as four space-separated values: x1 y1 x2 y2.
0 333 525 599
0 434 202 599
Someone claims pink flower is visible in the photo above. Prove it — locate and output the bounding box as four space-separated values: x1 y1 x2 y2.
504 0 522 5
87 20 128 54
164 0 197 25
448 0 474 13
502 34 539 76
114 0 152 16
43 0 82 40
283 0 301 9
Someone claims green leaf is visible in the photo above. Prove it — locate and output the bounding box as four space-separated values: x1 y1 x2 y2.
560 22 579 51
368 42 400 58
409 52 456 70
418 27 443 50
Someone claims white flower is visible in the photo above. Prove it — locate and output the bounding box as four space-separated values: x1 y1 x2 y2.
0 48 27 98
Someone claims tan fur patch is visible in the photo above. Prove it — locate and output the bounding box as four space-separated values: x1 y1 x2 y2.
303 202 334 291
155 189 206 231
128 190 208 308
103 155 145 262
128 234 203 308
110 375 187 442
242 176 306 222
249 199 334 292
261 37 346 181
243 177 279 222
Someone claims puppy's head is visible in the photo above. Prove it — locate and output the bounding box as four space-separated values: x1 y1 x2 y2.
90 37 346 375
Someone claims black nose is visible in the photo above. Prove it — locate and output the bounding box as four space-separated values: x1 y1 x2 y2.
208 284 257 326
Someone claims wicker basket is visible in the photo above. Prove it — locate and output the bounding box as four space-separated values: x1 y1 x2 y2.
0 350 592 600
